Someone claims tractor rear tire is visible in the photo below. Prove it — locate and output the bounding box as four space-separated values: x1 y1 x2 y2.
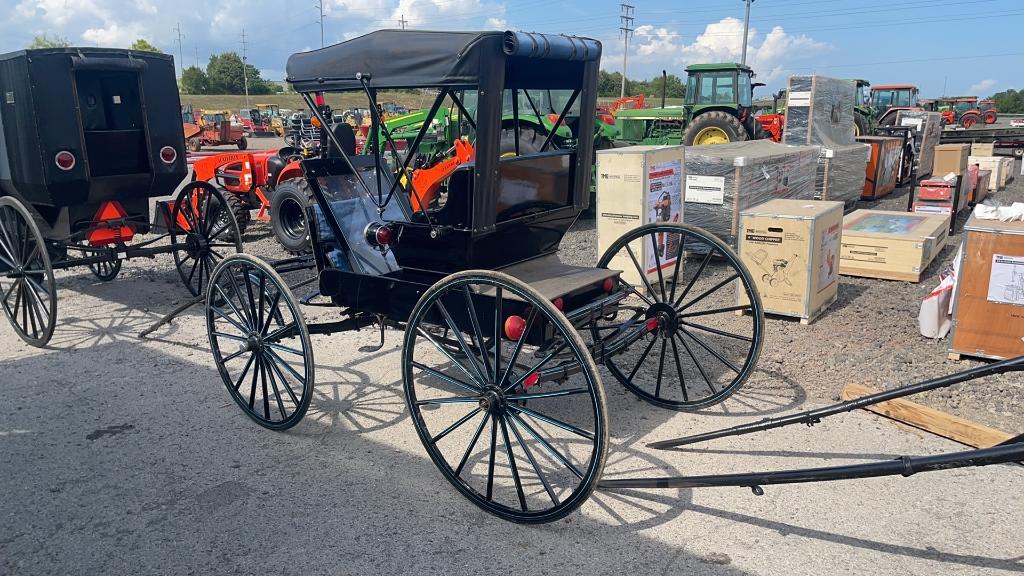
683 111 748 146
188 138 201 152
983 110 998 124
854 114 868 138
499 126 544 156
237 137 248 151
222 193 251 239
959 114 979 129
270 179 313 254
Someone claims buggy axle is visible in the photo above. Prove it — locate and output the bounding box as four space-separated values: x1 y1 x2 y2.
598 441 1024 492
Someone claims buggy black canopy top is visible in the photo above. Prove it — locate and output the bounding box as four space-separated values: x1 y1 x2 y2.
286 30 601 92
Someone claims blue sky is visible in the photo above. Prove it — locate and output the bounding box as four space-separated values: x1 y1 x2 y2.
3 0 1022 97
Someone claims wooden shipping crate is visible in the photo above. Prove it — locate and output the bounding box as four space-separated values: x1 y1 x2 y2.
739 200 844 324
857 136 902 199
949 216 1024 361
839 210 949 282
971 143 996 156
973 170 991 204
596 145 686 288
968 156 1005 191
932 143 971 177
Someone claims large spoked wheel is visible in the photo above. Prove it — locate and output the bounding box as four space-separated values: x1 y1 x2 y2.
0 197 57 347
206 254 314 430
403 270 608 524
170 181 243 296
595 223 764 410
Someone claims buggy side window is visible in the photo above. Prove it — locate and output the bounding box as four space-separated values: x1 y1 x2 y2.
495 151 574 223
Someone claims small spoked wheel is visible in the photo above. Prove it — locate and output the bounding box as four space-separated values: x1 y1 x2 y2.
0 197 57 347
206 254 314 430
80 244 121 281
595 223 763 410
170 181 243 296
403 270 608 524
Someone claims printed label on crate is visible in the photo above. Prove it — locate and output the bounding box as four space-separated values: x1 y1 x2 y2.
987 254 1024 305
685 174 725 205
818 222 840 293
899 117 923 131
646 160 683 274
787 91 811 107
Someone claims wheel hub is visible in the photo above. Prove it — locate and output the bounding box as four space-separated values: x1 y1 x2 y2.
646 302 679 337
185 233 209 258
478 387 505 414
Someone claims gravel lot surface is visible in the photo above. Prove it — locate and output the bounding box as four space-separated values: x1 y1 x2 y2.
1 136 1022 575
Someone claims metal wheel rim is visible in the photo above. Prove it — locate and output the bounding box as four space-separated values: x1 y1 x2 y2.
694 126 730 145
0 197 57 347
207 254 314 430
403 271 608 523
595 223 764 410
170 182 243 296
279 197 307 240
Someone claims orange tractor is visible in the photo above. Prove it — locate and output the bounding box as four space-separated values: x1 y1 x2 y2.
926 96 997 128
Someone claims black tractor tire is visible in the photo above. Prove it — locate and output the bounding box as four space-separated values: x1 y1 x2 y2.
682 111 749 146
959 114 980 129
499 126 544 156
237 137 248 151
270 179 313 254
854 114 869 137
188 138 201 152
222 193 251 238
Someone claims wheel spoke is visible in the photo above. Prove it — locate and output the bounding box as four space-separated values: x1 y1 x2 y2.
506 414 559 506
675 333 714 393
414 395 479 406
265 347 307 383
264 342 304 357
264 355 289 420
260 357 271 419
210 305 251 335
505 387 590 401
226 269 255 326
247 355 261 410
654 339 667 398
462 286 493 380
454 413 489 477
411 360 481 394
507 411 584 480
265 353 301 405
214 285 253 330
493 287 503 383
625 243 660 301
486 414 498 501
649 232 668 303
673 248 715 308
668 231 687 303
233 352 257 392
430 408 483 444
626 336 658 382
669 335 689 402
211 330 248 343
680 320 753 342
679 273 740 312
510 405 594 440
499 305 538 388
677 304 751 319
259 290 283 336
264 321 298 343
499 416 527 511
504 341 569 392
415 326 483 387
681 328 740 374
434 299 489 386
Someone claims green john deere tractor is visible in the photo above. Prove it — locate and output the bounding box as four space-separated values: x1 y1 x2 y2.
615 63 766 146
852 79 874 137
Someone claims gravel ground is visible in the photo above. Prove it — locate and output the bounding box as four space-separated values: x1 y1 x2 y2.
1 136 1022 574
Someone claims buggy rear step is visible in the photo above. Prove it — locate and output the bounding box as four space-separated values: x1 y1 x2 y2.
474 255 620 302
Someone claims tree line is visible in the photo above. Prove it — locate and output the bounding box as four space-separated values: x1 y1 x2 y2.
989 89 1024 114
598 70 685 99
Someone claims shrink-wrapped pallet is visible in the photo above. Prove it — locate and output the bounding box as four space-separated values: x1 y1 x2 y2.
682 140 818 247
894 110 943 179
781 75 868 203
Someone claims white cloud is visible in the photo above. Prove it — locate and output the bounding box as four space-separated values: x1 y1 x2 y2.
390 0 505 28
485 17 507 30
633 25 680 57
82 22 146 47
969 79 997 95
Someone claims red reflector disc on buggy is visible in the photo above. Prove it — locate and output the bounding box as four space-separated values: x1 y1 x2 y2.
55 151 75 171
159 146 177 164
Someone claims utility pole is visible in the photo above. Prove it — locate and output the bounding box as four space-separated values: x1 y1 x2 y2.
619 3 634 98
240 28 250 108
740 0 755 66
315 1 325 47
174 23 185 77
399 14 408 29
194 43 199 69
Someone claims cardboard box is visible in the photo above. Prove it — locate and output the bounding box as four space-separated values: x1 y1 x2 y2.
857 136 902 200
949 216 1024 361
932 143 971 177
739 199 844 324
973 170 991 203
999 157 1013 187
839 210 949 282
971 142 996 156
682 140 818 247
969 156 1006 191
596 145 686 288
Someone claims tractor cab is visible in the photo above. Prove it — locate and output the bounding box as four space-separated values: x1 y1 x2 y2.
285 29 601 291
851 79 874 135
870 84 919 125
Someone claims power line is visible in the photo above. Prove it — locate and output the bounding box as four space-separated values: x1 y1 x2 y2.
399 14 408 29
619 3 634 98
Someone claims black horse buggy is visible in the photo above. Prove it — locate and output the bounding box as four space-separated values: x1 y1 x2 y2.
203 31 1022 524
0 48 243 346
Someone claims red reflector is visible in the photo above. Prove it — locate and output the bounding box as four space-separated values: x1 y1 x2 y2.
315 93 326 106
552 297 564 311
159 146 177 164
603 278 616 293
55 151 75 171
523 373 540 388
375 225 393 245
645 317 660 332
504 315 526 341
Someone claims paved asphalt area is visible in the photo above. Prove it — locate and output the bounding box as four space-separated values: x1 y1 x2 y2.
1 137 1022 575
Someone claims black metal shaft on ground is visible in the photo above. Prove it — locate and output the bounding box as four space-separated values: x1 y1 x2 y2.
598 442 1024 491
648 355 1024 450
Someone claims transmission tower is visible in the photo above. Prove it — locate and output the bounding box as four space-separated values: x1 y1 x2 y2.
619 4 634 98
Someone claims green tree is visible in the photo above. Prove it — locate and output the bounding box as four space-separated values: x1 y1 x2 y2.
130 39 163 53
206 52 272 95
28 34 70 49
181 66 209 95
989 89 1024 114
647 73 685 99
